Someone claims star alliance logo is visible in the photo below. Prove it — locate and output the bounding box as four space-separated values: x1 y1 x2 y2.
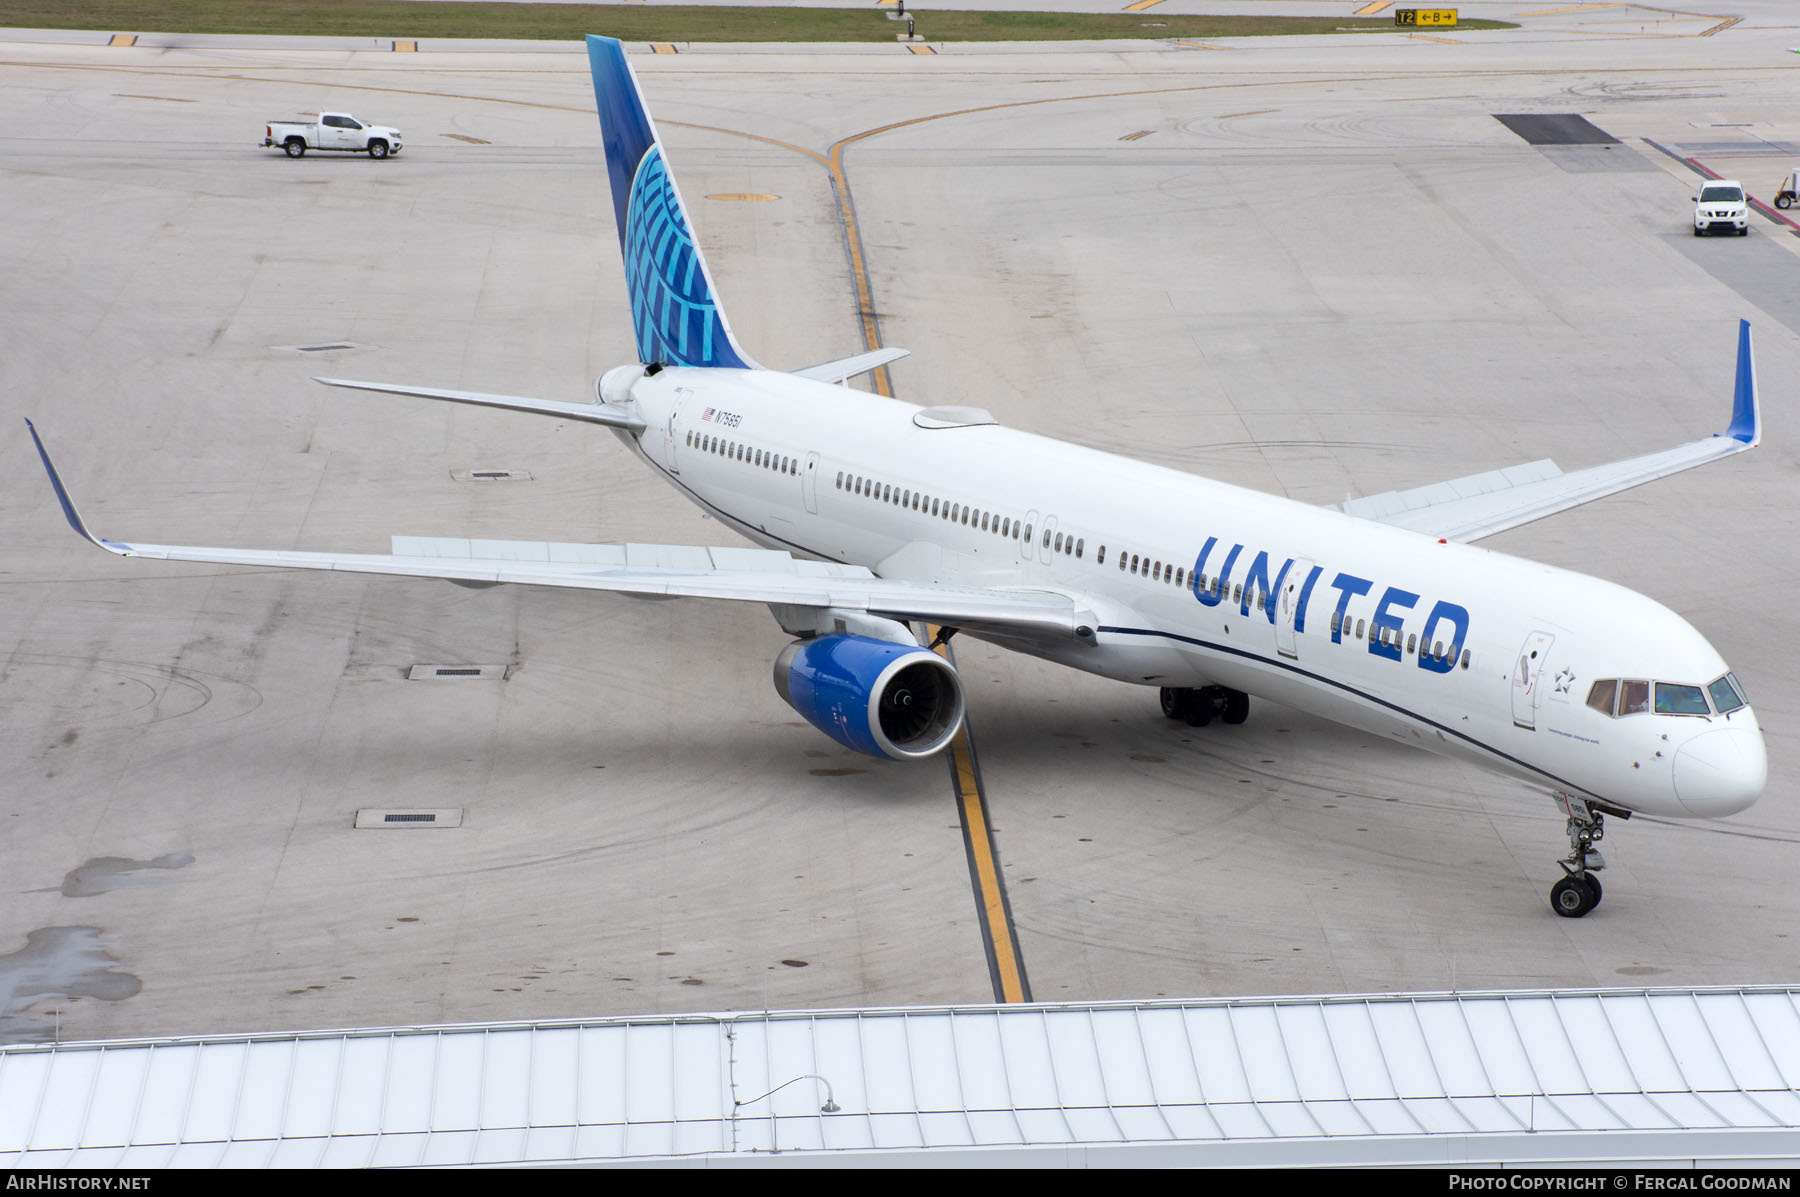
1554 667 1575 696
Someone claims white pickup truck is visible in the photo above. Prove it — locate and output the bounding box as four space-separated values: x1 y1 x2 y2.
263 113 403 159
1693 180 1748 236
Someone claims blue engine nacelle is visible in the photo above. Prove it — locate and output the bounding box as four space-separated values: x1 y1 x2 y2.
772 634 966 761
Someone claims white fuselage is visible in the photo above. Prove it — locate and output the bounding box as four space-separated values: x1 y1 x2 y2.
605 365 1766 821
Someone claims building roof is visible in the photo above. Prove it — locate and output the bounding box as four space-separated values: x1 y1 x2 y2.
5 986 1800 1167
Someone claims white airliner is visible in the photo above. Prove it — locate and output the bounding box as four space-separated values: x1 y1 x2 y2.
28 36 1765 918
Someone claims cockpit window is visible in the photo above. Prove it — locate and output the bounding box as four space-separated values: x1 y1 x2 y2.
1708 674 1747 714
1654 683 1710 715
1591 674 1749 718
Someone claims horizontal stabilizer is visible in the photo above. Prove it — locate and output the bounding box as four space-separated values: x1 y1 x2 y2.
315 377 645 432
791 347 910 385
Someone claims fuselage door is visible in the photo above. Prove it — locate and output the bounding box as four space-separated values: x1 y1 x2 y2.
1039 515 1059 565
1275 557 1315 660
666 387 691 474
1512 630 1556 729
1020 509 1040 566
802 452 820 515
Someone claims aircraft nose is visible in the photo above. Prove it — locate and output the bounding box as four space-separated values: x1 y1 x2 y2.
1672 723 1767 816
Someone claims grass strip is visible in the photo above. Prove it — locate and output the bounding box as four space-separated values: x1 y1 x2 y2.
0 2 1513 43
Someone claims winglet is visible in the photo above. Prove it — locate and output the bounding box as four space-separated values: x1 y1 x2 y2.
1724 318 1761 446
24 420 130 555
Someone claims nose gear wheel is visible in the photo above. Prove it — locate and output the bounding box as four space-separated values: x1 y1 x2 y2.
1549 792 1620 918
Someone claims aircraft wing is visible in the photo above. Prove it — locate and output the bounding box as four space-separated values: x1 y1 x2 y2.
1331 320 1763 543
26 421 1085 639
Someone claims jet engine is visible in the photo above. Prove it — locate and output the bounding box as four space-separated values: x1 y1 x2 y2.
772 635 965 761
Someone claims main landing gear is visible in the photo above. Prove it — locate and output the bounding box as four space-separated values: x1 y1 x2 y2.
1549 792 1628 918
1160 685 1250 728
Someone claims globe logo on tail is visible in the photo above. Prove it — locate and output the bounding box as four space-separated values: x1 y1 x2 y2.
624 148 748 369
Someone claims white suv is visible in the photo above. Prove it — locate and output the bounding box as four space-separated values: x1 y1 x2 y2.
1694 181 1749 236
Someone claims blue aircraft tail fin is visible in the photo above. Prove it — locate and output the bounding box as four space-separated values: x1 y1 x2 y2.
587 35 758 370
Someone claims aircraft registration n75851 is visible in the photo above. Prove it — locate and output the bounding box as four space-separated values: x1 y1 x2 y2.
27 35 1766 918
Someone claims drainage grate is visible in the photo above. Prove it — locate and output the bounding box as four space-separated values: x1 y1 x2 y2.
450 468 531 482
355 808 465 829
407 664 509 681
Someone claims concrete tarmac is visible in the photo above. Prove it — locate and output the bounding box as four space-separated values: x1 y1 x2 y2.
2 9 1798 1043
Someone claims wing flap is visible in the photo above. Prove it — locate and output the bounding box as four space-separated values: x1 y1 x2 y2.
1336 459 1563 525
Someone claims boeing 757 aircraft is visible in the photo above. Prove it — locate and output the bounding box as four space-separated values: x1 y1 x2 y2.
29 36 1765 918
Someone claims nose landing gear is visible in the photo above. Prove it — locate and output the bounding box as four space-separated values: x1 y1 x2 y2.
1550 792 1628 918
